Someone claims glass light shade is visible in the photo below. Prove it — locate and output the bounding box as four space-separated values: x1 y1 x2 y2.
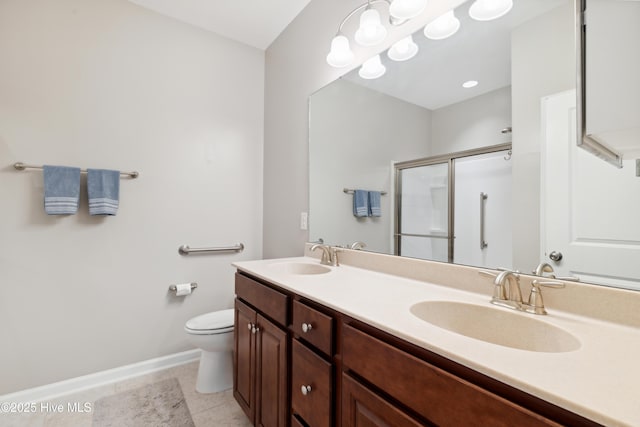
468 0 513 21
387 35 418 61
354 8 387 46
359 55 386 79
462 80 479 88
424 10 460 40
326 35 355 68
389 0 428 20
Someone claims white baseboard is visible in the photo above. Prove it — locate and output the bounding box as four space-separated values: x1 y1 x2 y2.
0 349 200 403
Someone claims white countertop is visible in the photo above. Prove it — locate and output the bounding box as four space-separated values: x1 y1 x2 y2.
234 256 640 427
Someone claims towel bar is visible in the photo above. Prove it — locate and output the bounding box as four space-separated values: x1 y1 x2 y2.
343 188 387 195
13 162 139 178
178 243 244 255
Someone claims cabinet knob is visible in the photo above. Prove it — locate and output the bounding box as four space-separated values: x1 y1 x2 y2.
301 385 312 396
247 323 253 330
251 326 260 334
301 323 313 333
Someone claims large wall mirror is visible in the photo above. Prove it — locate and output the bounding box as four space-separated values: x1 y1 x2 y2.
309 0 640 290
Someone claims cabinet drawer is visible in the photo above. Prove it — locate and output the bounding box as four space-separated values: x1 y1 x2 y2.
342 373 424 427
293 300 334 355
342 324 560 427
291 339 332 427
235 273 289 326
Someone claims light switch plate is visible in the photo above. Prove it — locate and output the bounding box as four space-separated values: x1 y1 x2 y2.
300 212 308 230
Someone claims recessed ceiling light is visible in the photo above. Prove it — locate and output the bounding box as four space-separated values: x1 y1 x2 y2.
462 80 478 88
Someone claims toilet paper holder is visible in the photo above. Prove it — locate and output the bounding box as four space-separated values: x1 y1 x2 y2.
169 282 198 293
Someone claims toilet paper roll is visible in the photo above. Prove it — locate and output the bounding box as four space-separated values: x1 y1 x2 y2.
174 283 192 296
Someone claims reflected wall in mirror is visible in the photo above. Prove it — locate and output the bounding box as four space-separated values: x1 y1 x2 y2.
309 0 640 290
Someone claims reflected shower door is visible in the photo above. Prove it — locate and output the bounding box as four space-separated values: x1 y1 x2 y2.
396 162 450 262
453 150 512 268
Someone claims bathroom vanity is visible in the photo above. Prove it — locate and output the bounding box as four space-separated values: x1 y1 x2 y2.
231 248 640 426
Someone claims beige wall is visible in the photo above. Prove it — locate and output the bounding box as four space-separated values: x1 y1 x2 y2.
0 0 264 393
511 2 576 269
263 0 466 258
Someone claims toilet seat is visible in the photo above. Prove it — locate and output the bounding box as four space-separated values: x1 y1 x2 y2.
185 309 234 335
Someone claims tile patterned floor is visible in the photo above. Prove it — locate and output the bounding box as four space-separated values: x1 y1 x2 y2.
0 362 252 427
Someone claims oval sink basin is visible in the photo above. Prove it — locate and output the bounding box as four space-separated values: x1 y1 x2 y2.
410 301 580 353
269 262 331 275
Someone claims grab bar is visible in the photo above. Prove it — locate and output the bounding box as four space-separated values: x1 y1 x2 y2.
178 243 244 255
480 193 488 250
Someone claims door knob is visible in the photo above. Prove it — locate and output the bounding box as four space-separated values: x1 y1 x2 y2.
549 251 563 262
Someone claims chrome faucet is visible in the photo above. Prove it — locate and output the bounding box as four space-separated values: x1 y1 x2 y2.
532 262 580 282
480 269 566 315
492 270 523 309
533 262 554 277
310 244 340 266
349 241 366 250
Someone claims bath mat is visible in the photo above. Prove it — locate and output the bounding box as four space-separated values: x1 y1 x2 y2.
92 377 195 427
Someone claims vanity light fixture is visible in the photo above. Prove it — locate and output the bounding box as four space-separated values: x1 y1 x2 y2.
462 80 479 88
359 54 387 79
388 35 419 61
326 35 355 68
355 7 388 46
326 0 424 68
388 0 428 20
468 0 513 21
424 10 461 40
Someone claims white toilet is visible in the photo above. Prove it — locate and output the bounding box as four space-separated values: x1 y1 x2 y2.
184 309 235 393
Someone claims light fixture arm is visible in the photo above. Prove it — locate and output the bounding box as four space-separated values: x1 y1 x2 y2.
335 0 395 35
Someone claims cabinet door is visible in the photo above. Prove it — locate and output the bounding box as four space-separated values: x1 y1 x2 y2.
234 299 256 422
342 374 425 427
256 314 288 427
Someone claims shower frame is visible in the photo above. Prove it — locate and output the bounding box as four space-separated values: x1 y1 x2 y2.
393 142 512 262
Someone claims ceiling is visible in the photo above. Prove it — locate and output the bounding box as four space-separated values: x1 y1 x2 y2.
343 0 567 110
127 0 312 50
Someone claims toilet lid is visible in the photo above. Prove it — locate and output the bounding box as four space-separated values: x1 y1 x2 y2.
186 309 234 332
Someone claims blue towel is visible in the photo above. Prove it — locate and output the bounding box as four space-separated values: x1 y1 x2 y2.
87 169 120 215
353 189 369 217
43 165 81 215
369 191 381 217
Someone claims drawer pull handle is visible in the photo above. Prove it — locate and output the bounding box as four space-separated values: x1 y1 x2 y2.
301 323 313 333
301 385 312 396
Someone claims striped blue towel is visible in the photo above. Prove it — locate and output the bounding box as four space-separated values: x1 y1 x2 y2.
43 165 81 215
368 191 381 217
87 169 120 216
353 189 369 217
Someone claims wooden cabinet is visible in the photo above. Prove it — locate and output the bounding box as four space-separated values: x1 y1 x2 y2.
342 374 423 427
341 323 562 427
234 274 289 427
234 271 600 427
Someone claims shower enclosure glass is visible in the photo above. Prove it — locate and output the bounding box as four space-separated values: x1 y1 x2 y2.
395 145 512 269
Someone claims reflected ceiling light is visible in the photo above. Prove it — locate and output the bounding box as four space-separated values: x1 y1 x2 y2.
355 8 388 46
359 55 387 79
326 35 355 68
462 80 479 88
389 0 428 20
424 10 460 40
387 35 418 61
468 0 513 21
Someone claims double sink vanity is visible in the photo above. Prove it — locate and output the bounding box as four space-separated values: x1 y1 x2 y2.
232 245 640 427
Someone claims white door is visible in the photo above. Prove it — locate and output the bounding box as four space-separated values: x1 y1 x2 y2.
541 90 640 289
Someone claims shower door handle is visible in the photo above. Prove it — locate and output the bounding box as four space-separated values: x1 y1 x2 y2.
480 192 488 249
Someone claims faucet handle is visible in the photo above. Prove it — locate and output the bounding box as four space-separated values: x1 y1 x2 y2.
525 280 565 315
478 271 506 300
